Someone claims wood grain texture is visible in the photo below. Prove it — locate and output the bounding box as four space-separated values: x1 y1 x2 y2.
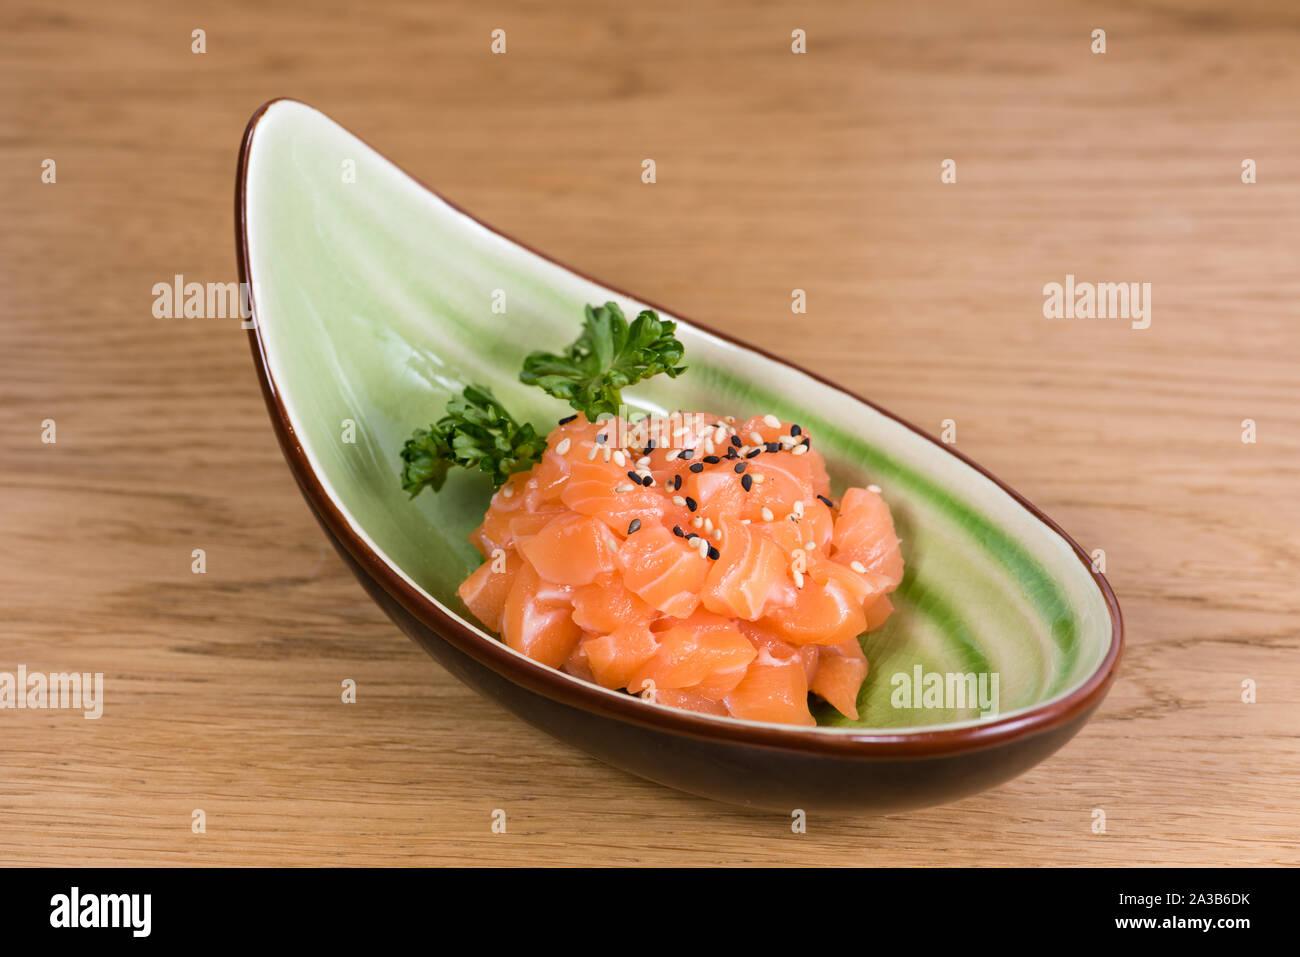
1 0 1297 866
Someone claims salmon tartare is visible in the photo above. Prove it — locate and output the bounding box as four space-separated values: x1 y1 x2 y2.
457 411 902 725
401 303 903 726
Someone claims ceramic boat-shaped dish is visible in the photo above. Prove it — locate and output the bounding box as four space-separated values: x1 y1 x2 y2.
236 100 1122 812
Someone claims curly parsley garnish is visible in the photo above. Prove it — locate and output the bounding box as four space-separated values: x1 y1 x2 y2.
400 303 687 497
519 302 686 418
400 385 548 495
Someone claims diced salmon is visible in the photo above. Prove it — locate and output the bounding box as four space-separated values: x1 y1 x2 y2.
518 513 619 585
741 620 820 684
507 502 569 543
570 574 657 633
526 418 591 504
832 486 904 590
456 550 520 633
724 655 816 726
563 640 597 683
737 415 831 497
863 593 895 632
561 456 667 532
583 623 659 690
532 575 577 607
811 556 890 606
761 567 868 647
616 523 710 618
682 467 747 518
811 638 868 719
500 561 583 668
469 507 514 558
743 455 818 516
700 519 788 620
629 611 756 693
651 688 729 716
454 408 902 727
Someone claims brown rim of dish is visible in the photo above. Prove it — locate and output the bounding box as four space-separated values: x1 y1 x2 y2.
235 98 1124 759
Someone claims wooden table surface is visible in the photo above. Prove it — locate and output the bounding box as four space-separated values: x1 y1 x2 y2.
2 0 1297 866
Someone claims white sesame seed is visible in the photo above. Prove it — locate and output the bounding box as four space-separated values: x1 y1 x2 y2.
636 456 651 468
792 500 804 518
692 516 703 528
752 473 765 483
868 484 882 493
704 517 713 532
792 569 804 589
763 414 781 429
850 560 867 574
613 450 626 467
615 483 635 493
740 518 751 524
697 537 709 559
587 445 599 460
603 447 612 462
761 507 774 522
672 495 687 507
555 437 571 455
502 485 514 499
792 444 808 456
666 449 680 461
749 431 764 444
703 437 715 455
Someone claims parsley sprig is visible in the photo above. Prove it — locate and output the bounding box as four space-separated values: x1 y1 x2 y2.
519 302 686 418
399 302 686 497
400 385 548 495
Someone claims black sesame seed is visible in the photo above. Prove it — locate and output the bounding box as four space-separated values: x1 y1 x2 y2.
733 462 747 473
730 435 742 448
817 494 835 508
802 436 811 449
790 425 802 436
685 533 698 541
641 474 654 486
689 462 704 473
707 545 720 560
703 455 720 464
645 440 656 451
627 519 642 534
680 448 694 460
672 525 685 537
725 447 739 459
685 496 698 512
626 470 640 484
558 414 578 425
765 442 780 454
746 448 761 459
741 474 753 492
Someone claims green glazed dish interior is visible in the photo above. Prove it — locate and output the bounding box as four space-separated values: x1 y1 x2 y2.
243 101 1114 733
